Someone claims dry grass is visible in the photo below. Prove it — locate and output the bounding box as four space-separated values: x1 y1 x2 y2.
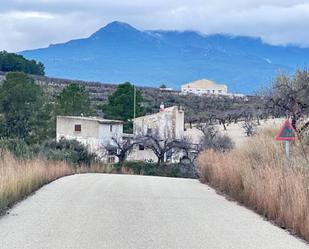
198 128 309 241
0 154 139 214
0 153 74 213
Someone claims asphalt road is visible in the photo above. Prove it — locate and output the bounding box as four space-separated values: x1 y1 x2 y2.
0 174 308 249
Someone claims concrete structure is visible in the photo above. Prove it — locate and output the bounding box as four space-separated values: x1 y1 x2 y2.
56 116 123 163
133 106 184 140
128 106 185 162
181 79 228 95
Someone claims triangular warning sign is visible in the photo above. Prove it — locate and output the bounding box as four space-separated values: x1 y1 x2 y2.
275 119 297 141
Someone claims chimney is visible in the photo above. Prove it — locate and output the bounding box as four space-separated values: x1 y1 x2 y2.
160 102 165 112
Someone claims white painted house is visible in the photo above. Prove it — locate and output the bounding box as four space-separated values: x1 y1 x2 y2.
181 79 228 95
56 116 123 163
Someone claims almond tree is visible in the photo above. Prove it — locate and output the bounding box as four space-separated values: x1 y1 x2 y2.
105 136 142 163
265 70 309 129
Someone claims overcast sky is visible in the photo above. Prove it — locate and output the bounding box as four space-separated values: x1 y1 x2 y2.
1 0 309 52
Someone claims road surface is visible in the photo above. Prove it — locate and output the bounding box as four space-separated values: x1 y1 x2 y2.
0 174 307 249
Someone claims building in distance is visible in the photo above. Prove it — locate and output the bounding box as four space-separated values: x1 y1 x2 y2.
181 79 228 96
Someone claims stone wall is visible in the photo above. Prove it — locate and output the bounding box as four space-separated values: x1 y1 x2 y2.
133 106 184 140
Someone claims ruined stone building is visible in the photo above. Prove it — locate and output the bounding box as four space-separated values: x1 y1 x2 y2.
127 106 185 162
133 105 184 139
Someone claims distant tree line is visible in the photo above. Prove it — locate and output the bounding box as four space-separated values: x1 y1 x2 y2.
0 51 45 76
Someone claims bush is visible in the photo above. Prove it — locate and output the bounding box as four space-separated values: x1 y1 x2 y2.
242 119 257 137
113 161 196 178
0 139 34 159
40 138 97 166
200 126 234 152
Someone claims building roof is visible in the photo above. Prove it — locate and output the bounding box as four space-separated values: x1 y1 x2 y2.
57 116 123 124
133 106 182 121
182 79 227 89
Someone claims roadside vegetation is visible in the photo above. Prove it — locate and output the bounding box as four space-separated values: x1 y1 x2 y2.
198 70 309 241
198 129 309 241
0 153 73 214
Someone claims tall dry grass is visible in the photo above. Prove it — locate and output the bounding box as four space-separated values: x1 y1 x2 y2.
0 153 74 213
198 129 309 241
0 153 136 214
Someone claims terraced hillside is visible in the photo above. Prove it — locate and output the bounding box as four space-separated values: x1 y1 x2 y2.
0 71 260 123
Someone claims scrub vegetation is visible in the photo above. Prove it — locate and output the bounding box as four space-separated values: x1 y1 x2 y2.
0 153 73 214
198 129 309 241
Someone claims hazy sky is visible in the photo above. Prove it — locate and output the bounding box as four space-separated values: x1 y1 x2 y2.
1 0 309 52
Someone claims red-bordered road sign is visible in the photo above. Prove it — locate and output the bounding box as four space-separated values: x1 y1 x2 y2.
275 119 297 141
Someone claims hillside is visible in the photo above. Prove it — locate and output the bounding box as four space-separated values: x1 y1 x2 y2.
0 71 257 122
0 51 44 76
19 21 309 94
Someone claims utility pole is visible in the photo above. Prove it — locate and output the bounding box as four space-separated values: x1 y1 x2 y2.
133 85 136 119
132 85 137 135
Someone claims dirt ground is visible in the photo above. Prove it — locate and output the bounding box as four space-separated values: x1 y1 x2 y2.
185 118 284 147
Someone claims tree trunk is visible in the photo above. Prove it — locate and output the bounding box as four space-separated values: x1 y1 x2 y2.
157 155 164 166
223 122 227 131
117 153 126 164
291 115 297 130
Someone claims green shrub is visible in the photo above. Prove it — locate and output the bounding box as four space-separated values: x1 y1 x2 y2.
0 138 34 159
39 138 97 166
114 161 196 178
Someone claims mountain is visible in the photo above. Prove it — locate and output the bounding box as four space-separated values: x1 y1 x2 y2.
19 21 309 93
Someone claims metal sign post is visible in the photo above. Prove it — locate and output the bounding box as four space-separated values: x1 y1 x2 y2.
275 119 297 160
285 141 290 159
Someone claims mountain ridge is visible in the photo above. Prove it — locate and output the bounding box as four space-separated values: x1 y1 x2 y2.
19 21 309 93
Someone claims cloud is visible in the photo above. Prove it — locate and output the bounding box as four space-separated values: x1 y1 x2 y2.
1 0 309 52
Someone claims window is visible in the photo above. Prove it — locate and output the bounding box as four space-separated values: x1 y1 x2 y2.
110 125 113 132
147 128 152 135
74 124 81 132
139 144 145 151
218 90 222 94
213 90 215 94
108 148 117 156
108 156 115 164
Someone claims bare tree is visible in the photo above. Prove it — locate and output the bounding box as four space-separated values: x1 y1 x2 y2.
105 136 141 163
197 124 234 152
242 118 257 137
141 133 177 166
265 70 309 129
173 136 202 165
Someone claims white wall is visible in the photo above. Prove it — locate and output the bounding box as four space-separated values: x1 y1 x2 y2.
98 123 123 146
56 117 100 152
56 117 123 162
181 86 228 95
133 107 184 140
